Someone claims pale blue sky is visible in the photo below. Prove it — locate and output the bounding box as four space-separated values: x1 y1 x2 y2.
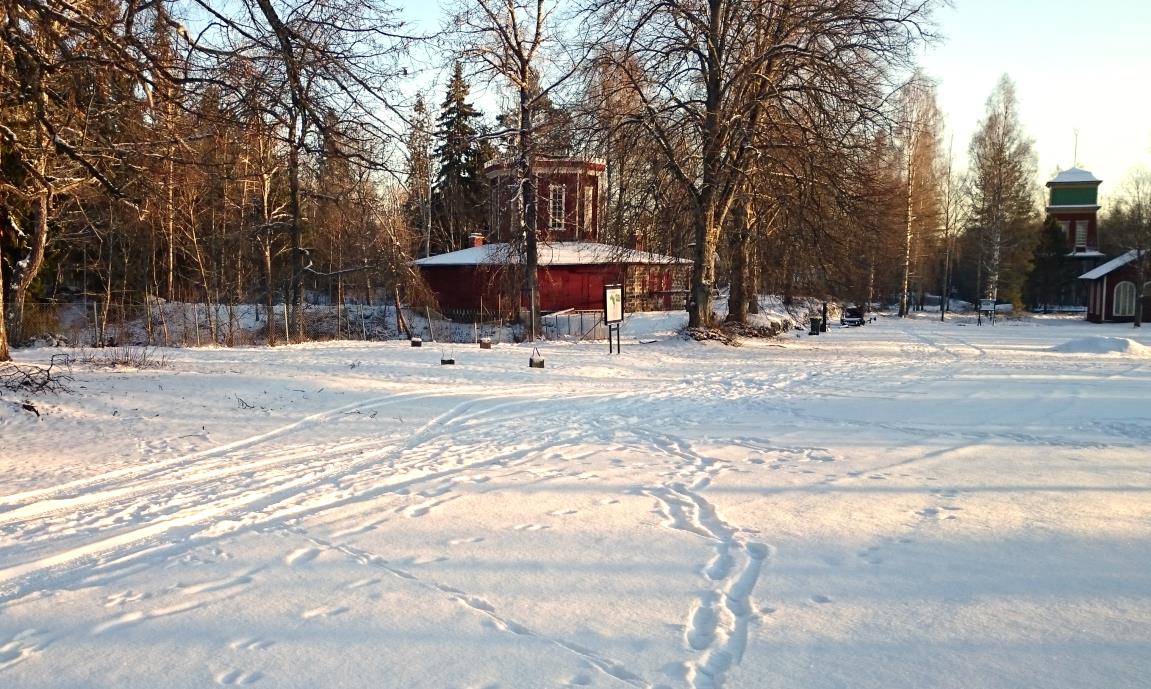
399 1 1151 199
919 0 1151 199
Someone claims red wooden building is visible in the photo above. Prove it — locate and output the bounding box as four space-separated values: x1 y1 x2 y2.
416 157 691 320
1079 250 1151 323
415 240 691 319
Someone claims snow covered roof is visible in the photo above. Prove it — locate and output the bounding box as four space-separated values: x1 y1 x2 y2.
1047 167 1101 185
1046 204 1101 211
1078 250 1141 280
414 242 693 267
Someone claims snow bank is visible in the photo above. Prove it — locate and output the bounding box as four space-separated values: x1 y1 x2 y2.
1049 336 1151 356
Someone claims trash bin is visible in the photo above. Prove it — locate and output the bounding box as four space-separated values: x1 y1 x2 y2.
809 318 822 335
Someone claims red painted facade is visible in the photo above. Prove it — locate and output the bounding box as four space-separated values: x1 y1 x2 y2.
1083 262 1151 323
420 262 687 319
485 158 606 243
1049 211 1100 255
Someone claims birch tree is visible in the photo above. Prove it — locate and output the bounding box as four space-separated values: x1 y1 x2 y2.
895 74 943 317
965 76 1039 309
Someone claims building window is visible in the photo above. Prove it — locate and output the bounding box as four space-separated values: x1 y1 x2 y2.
1114 281 1136 317
1074 220 1088 249
583 186 594 239
549 184 565 231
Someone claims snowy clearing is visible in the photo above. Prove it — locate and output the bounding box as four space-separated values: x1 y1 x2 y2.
1 314 1150 689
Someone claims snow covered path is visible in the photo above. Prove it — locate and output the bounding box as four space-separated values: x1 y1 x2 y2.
1 315 1150 688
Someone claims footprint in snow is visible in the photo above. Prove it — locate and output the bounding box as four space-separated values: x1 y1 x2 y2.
215 669 263 685
301 606 348 620
511 524 550 531
229 638 275 651
448 536 484 545
548 509 578 516
810 594 833 604
285 548 320 566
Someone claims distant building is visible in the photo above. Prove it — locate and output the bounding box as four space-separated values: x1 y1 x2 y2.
1047 167 1103 257
1079 250 1151 323
415 157 690 320
1046 167 1105 309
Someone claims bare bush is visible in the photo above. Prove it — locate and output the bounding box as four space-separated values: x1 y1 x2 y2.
0 355 75 395
77 346 169 370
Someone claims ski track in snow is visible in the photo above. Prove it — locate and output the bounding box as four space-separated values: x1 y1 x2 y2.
0 362 814 688
0 384 644 604
7 320 1148 688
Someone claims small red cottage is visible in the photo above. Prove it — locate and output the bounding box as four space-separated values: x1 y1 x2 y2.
415 240 691 319
415 156 691 320
1079 250 1151 323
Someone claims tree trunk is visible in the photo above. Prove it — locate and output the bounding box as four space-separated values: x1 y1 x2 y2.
0 248 9 361
518 79 540 340
726 199 753 323
940 231 952 322
393 285 409 338
263 238 277 346
899 143 914 317
8 190 52 344
688 209 718 328
288 111 306 342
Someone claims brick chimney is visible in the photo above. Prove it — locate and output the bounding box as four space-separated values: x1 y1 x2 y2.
468 232 485 248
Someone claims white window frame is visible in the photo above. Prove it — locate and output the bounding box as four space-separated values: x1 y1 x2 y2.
1114 281 1137 317
549 184 565 231
1074 220 1088 249
583 185 594 239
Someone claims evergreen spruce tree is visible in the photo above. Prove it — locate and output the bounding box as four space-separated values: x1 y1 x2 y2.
431 63 488 253
1025 217 1075 312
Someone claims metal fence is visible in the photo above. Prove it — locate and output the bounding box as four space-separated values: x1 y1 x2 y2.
15 300 608 348
542 309 607 341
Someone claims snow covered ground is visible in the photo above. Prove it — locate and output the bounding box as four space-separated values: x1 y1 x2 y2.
1 313 1150 689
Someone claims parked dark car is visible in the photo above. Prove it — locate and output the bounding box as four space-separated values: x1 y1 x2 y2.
841 305 866 326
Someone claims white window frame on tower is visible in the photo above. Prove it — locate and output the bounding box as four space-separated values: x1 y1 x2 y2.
549 184 565 232
1074 220 1088 249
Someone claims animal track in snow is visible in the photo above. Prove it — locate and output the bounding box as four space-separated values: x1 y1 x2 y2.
229 637 275 651
511 523 550 531
216 669 263 685
285 548 320 566
0 629 49 671
301 605 348 620
401 495 457 518
448 536 484 545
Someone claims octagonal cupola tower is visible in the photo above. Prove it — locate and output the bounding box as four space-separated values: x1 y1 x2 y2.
1046 167 1103 258
484 157 606 243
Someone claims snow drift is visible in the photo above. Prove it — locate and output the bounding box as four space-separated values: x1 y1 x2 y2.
1049 336 1151 356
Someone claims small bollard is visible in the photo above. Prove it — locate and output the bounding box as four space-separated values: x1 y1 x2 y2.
809 317 821 335
410 336 422 347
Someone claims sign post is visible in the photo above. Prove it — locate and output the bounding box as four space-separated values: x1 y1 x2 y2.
604 284 624 354
979 298 995 325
